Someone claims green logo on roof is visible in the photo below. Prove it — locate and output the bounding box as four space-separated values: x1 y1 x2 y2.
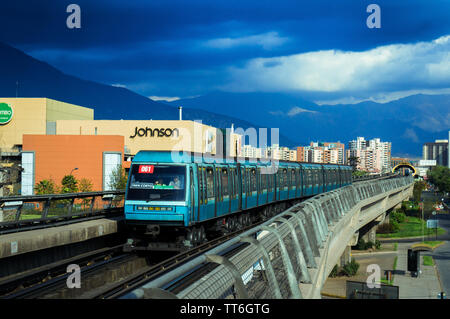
0 103 13 125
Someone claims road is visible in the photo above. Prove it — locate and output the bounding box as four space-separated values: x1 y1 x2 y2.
430 212 450 297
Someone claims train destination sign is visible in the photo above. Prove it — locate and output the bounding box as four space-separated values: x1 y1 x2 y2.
0 103 13 125
138 165 154 174
130 127 180 138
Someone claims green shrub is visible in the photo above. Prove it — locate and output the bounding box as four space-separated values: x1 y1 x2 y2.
377 223 394 234
390 220 400 232
356 238 364 250
329 265 339 278
341 258 360 277
391 210 406 223
375 240 381 249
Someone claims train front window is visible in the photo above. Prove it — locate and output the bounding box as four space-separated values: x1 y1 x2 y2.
127 164 186 201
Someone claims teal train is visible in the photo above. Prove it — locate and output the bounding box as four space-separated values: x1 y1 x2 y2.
124 151 352 250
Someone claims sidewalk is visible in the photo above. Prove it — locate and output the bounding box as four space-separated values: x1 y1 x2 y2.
394 242 443 299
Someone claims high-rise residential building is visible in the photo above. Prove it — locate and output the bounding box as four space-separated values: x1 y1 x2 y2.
347 137 391 173
295 141 345 164
423 139 448 167
296 146 305 162
241 143 296 161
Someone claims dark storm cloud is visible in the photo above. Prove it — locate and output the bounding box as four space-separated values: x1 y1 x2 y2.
0 0 449 98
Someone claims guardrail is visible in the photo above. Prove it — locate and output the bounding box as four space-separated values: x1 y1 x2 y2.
0 190 125 229
352 172 397 182
120 175 413 299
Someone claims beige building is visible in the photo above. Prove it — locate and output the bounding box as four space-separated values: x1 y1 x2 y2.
55 120 224 158
0 98 93 152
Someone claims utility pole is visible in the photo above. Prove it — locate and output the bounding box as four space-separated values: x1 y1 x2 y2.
421 198 424 243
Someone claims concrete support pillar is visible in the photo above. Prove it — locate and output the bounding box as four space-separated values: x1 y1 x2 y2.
382 211 390 225
361 221 378 243
339 245 352 267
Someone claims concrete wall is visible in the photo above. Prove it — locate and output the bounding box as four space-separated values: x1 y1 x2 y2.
0 98 93 150
22 134 124 191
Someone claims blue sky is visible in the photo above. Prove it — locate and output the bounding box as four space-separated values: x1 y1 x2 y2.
0 0 449 104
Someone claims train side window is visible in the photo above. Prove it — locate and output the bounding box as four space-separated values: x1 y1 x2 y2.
314 169 319 186
202 167 208 203
287 169 291 189
229 168 233 198
291 169 295 189
206 167 214 199
257 168 261 193
262 170 267 190
222 168 229 196
305 169 309 187
250 168 256 192
233 168 237 197
277 171 281 189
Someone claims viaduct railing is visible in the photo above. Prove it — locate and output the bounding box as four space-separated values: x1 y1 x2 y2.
122 175 414 299
0 191 125 231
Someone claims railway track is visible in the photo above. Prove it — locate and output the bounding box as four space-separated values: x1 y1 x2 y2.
0 244 134 299
0 222 258 299
89 221 267 299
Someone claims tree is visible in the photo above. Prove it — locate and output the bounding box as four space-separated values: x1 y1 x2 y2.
35 179 58 195
428 166 450 193
348 156 360 171
78 178 93 209
61 175 78 193
352 170 368 177
108 165 128 190
78 178 93 193
413 180 427 203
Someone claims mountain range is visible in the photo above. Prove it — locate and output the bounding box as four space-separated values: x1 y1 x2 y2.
171 91 450 157
1 41 449 157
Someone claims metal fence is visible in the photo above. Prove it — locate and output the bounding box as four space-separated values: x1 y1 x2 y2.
122 175 413 299
0 190 125 227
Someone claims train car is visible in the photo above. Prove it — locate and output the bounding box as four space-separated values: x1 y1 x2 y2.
124 150 352 250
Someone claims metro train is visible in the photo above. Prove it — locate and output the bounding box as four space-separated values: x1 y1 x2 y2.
124 151 353 249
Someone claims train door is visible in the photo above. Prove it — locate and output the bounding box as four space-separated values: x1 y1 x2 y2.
189 166 195 224
197 165 205 221
205 165 215 220
229 167 236 212
244 168 251 209
215 166 220 217
237 164 243 210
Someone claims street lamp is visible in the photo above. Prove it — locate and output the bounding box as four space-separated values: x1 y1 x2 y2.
70 167 79 175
